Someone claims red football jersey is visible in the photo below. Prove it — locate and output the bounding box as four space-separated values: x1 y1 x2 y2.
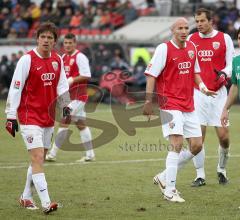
189 31 226 91
17 50 62 126
155 41 198 112
62 50 89 102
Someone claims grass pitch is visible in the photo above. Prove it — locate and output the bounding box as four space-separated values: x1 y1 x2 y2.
1 100 240 219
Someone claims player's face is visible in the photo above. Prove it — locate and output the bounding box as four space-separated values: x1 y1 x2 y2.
195 13 213 34
63 39 76 54
37 31 56 53
172 21 189 44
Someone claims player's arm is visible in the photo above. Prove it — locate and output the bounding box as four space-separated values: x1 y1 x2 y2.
214 34 234 86
221 59 238 126
57 57 72 118
221 84 238 126
220 34 235 77
5 54 30 137
143 43 167 119
68 53 91 86
194 56 217 97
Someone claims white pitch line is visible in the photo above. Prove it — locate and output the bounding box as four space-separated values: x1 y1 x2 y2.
0 154 240 169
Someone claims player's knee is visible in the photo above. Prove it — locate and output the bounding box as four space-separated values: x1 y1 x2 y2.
219 137 229 148
191 142 202 155
76 122 86 130
31 153 45 165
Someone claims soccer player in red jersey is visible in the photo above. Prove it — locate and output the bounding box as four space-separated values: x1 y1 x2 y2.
143 17 216 202
188 8 235 186
46 33 95 162
5 22 72 214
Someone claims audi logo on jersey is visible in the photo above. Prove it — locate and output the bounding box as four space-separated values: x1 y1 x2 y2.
178 62 191 69
198 50 214 57
41 73 55 81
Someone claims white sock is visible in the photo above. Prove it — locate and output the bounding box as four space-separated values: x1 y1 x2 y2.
193 146 205 179
178 149 194 170
80 127 95 158
32 173 51 208
22 165 33 199
217 145 229 174
50 127 69 157
165 151 179 193
158 150 193 182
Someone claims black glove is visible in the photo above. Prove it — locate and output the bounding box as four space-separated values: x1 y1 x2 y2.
214 69 227 86
63 106 72 117
6 119 18 137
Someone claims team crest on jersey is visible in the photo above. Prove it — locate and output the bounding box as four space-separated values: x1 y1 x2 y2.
52 61 58 71
70 58 75 66
169 122 175 129
188 50 194 59
26 135 33 143
212 42 220 50
14 80 20 89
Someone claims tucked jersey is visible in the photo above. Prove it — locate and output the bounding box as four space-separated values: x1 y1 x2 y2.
231 55 240 97
189 30 234 91
145 40 200 112
5 48 69 126
62 50 91 102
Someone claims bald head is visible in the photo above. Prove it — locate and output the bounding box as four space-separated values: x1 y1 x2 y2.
171 17 188 32
170 17 189 47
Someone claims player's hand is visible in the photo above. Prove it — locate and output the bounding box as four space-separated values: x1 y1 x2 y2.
199 82 217 97
221 108 229 127
5 119 18 137
214 69 227 87
143 100 153 121
204 89 217 97
67 77 74 86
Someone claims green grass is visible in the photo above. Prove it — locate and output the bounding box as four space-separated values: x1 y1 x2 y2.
1 100 240 219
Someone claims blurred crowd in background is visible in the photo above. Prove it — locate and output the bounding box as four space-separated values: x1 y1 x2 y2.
0 0 239 100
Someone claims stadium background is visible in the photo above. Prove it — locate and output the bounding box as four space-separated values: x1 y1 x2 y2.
1 0 240 219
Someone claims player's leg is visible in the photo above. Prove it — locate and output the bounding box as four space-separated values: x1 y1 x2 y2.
191 125 206 186
210 86 229 184
154 110 185 202
75 119 95 162
72 100 95 162
19 163 38 210
192 89 208 186
46 123 69 161
19 125 41 210
215 126 229 184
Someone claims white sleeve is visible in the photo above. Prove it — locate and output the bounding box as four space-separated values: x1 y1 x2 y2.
76 53 91 77
144 43 167 77
222 33 235 77
193 43 201 73
57 57 69 96
5 54 31 119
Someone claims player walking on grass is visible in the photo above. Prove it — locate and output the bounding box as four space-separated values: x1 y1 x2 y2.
143 17 216 202
46 33 95 162
221 28 240 128
5 22 72 214
189 8 235 186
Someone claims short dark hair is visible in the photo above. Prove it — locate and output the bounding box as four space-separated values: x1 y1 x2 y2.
36 22 58 41
64 33 76 41
195 8 213 21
